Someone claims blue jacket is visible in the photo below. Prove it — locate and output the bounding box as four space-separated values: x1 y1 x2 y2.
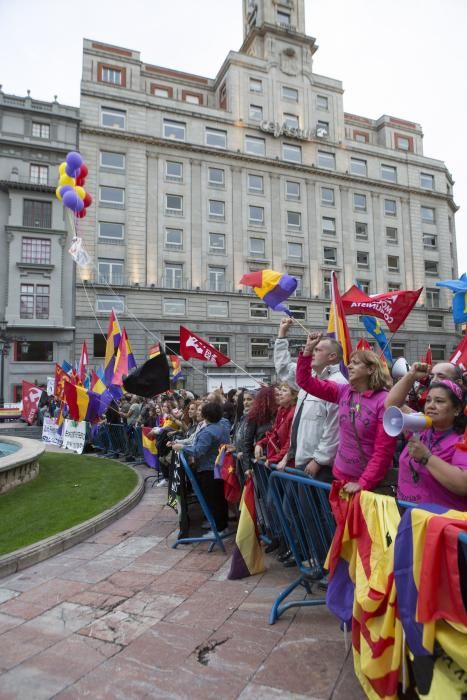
183 418 231 473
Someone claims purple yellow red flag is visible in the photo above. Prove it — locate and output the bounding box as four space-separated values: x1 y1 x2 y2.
78 340 88 384
228 477 265 579
142 427 159 469
104 310 121 385
169 354 183 382
90 370 107 395
113 328 132 386
239 269 297 314
327 271 352 365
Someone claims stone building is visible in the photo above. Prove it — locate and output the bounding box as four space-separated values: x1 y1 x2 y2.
0 89 80 402
76 0 459 394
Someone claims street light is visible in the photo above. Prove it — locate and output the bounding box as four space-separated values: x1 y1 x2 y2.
0 321 29 408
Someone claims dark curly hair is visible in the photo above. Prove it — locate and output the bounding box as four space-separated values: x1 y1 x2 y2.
428 381 467 434
247 385 277 426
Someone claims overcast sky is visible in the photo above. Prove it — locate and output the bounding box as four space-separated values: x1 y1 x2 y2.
1 0 466 273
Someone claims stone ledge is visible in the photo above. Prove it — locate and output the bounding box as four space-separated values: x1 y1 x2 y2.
0 466 144 579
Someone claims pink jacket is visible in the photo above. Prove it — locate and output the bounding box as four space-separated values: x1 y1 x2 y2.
296 353 396 490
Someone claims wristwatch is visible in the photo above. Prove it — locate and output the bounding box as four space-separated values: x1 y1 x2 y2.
419 453 431 466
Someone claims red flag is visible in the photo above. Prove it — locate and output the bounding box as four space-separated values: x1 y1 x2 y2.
356 338 372 352
21 380 43 425
112 328 129 386
179 326 230 366
54 363 70 400
450 333 467 370
221 451 242 503
341 286 423 332
78 340 88 384
421 344 433 365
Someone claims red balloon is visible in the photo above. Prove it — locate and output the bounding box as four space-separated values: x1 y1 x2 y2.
83 192 93 208
79 163 88 178
76 176 85 186
77 209 87 218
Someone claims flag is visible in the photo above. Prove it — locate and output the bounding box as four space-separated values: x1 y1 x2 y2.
179 326 230 366
64 383 112 423
21 380 44 424
356 338 372 351
228 477 265 579
239 269 297 314
78 341 88 384
54 363 70 400
421 344 433 365
113 329 130 386
123 348 170 397
169 354 183 382
142 427 159 469
341 285 423 332
55 403 65 430
220 450 242 503
104 310 121 385
148 343 161 359
91 370 107 395
327 271 352 365
361 316 393 364
450 332 467 369
435 274 467 324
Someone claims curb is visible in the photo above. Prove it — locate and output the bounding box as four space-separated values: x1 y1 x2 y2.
0 466 145 579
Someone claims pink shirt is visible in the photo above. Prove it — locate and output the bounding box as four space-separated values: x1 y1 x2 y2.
397 429 467 511
296 353 397 490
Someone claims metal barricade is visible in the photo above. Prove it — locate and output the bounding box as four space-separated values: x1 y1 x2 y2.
106 423 131 458
252 461 286 546
130 426 146 466
267 468 334 624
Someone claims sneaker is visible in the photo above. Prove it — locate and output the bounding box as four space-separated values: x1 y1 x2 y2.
201 520 211 530
201 527 231 539
156 478 168 488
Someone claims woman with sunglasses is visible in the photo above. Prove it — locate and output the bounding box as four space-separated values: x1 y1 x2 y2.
385 362 467 509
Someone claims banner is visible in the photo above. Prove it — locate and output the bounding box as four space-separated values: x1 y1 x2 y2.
341 286 423 332
41 417 63 447
179 326 230 366
21 380 43 425
62 419 87 454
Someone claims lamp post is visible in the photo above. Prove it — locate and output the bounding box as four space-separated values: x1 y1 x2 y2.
0 321 29 408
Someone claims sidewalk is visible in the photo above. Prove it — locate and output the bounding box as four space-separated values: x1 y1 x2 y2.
0 469 364 699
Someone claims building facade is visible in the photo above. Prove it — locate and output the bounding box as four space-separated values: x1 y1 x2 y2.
0 90 80 402
77 0 459 394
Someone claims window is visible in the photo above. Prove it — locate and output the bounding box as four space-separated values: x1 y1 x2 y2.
317 95 329 110
288 305 306 320
245 135 265 156
248 174 264 193
282 86 298 102
208 266 226 292
357 280 370 294
421 206 435 224
325 307 331 323
430 345 446 362
249 237 265 257
388 283 400 292
20 284 34 319
384 199 397 216
15 340 53 362
164 335 181 355
420 173 434 190
209 199 225 220
387 255 400 272
93 334 106 358
355 222 368 240
153 86 171 98
209 233 225 253
163 119 186 141
283 113 299 129
23 199 52 228
381 164 397 183
100 151 125 169
386 227 398 243
32 122 50 139
322 217 336 236
357 251 369 268
164 264 183 289
283 143 302 163
163 299 186 316
166 194 183 215
287 242 302 261
350 158 367 176
21 238 51 264
30 165 48 185
208 167 224 186
323 274 332 299
99 222 124 241
184 93 201 105
98 259 124 285
207 300 229 318
291 275 303 297
165 228 183 250
101 108 126 129
318 151 335 169
321 187 335 205
96 295 124 313
209 337 229 355
100 187 124 205
395 135 412 152
323 247 337 264
428 314 444 328
287 211 301 230
353 193 367 211
248 205 264 225
249 78 263 93
101 67 122 85
206 128 227 148
277 10 290 24
249 104 263 121
423 233 437 249
250 302 268 319
251 337 269 358
354 131 369 144
165 161 183 181
424 260 438 276
286 181 300 200
391 343 406 359
426 288 440 308
316 120 329 137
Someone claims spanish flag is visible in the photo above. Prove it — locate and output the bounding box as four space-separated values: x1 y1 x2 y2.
142 427 159 469
228 477 265 579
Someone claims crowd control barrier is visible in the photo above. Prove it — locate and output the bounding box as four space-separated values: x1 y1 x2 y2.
267 468 334 625
251 461 286 546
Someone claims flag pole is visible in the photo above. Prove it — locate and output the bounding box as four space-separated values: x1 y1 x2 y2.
290 316 312 336
227 360 268 387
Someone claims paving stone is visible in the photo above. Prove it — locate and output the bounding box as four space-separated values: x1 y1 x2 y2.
145 569 211 598
58 542 113 560
22 602 98 639
237 683 315 699
116 591 185 620
0 622 60 671
119 620 211 669
78 609 155 645
331 650 366 699
0 589 20 604
67 590 129 612
0 611 25 634
100 570 157 593
61 559 128 584
99 535 163 560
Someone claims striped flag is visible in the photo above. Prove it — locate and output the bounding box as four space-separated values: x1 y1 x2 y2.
142 427 159 469
228 477 265 579
104 310 121 386
327 271 352 366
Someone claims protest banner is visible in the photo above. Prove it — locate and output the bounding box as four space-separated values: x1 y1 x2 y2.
62 419 87 454
41 417 63 447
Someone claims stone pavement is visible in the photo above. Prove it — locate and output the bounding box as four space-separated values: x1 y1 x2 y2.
0 472 365 699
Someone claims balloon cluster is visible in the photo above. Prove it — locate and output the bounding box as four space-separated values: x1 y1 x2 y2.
55 151 93 219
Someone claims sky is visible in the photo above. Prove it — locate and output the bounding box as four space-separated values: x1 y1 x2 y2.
1 0 466 273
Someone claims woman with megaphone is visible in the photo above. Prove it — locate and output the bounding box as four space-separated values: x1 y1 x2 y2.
384 362 467 509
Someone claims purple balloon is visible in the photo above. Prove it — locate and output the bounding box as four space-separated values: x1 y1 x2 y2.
75 197 84 213
66 151 83 171
59 185 73 199
62 190 80 211
65 163 77 178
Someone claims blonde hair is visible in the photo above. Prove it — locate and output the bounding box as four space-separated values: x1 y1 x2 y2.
280 382 299 404
349 350 392 391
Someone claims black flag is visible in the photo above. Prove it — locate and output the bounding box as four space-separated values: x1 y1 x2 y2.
123 346 170 398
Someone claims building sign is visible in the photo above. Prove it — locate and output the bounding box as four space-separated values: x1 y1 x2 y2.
260 120 314 141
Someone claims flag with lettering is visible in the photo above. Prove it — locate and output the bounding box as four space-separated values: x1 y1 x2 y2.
341 285 423 332
179 326 230 366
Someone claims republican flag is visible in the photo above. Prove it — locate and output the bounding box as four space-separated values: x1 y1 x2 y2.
361 316 393 364
327 271 352 365
113 329 131 386
142 427 159 469
104 310 121 386
21 380 44 425
450 332 467 370
228 477 265 579
179 326 230 366
341 285 423 332
90 370 107 395
78 341 88 384
239 269 297 314
169 355 183 383
64 383 112 423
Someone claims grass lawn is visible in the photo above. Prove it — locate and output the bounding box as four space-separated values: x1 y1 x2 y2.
0 452 138 556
